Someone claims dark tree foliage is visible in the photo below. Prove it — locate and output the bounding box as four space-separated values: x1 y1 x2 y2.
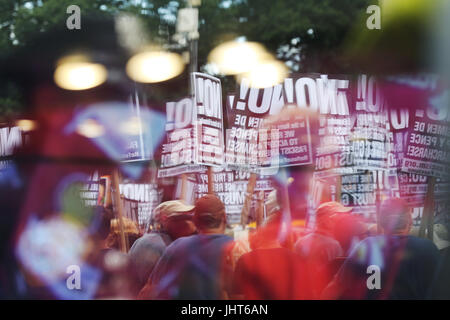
0 0 372 116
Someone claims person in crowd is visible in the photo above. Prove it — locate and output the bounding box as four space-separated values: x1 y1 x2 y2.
332 212 370 256
430 223 450 299
293 201 348 297
322 198 440 300
86 207 140 299
260 189 297 250
294 201 347 262
128 200 197 291
138 195 233 300
231 223 314 300
107 217 141 251
433 223 450 252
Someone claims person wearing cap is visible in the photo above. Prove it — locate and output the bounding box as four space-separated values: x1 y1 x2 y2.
139 195 233 300
150 200 197 240
294 201 347 263
322 198 440 300
332 211 369 256
293 201 347 298
129 200 197 292
231 222 314 300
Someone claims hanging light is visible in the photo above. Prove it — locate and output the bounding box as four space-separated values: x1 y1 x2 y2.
126 51 185 83
54 55 107 90
236 59 288 89
208 41 271 75
16 119 37 132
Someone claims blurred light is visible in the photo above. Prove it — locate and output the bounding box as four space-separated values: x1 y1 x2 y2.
287 177 294 185
16 119 37 132
104 250 128 271
126 51 184 83
380 0 435 22
54 56 107 91
16 216 86 283
76 119 105 138
208 41 271 75
237 59 288 88
188 0 202 6
119 116 142 135
115 13 148 53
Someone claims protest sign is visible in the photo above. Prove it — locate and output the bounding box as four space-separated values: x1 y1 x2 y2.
79 171 100 207
158 74 225 178
0 125 26 174
195 168 273 225
340 172 377 220
261 108 313 168
310 75 397 175
0 125 23 158
401 90 450 178
343 170 398 221
158 97 204 178
224 94 260 171
388 107 410 170
191 72 225 167
397 172 450 227
347 75 394 171
119 183 163 230
225 74 350 171
398 172 449 205
382 75 449 237
314 113 353 177
310 169 399 222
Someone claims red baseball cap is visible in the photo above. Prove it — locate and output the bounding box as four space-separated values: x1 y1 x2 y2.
194 194 226 221
316 201 352 218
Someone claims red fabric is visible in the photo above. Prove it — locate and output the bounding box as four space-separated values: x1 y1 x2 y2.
233 248 314 300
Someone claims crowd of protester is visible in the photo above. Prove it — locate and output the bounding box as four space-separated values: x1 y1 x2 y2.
1 174 449 300
77 188 449 300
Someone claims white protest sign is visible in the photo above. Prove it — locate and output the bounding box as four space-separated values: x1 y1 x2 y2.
192 72 225 167
158 97 204 178
402 90 450 178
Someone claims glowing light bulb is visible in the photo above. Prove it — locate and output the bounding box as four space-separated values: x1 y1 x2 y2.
237 59 288 88
208 41 270 75
16 119 37 132
126 51 184 83
54 57 107 91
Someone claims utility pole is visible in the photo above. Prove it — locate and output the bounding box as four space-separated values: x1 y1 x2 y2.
176 1 200 91
176 1 201 201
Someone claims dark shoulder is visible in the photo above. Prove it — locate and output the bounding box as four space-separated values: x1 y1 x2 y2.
165 234 198 251
132 233 167 247
404 235 439 255
407 236 439 252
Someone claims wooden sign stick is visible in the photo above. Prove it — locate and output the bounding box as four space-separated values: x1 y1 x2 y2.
112 169 127 253
180 173 188 201
240 172 257 227
335 174 342 203
419 176 436 240
207 166 214 195
256 190 265 228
